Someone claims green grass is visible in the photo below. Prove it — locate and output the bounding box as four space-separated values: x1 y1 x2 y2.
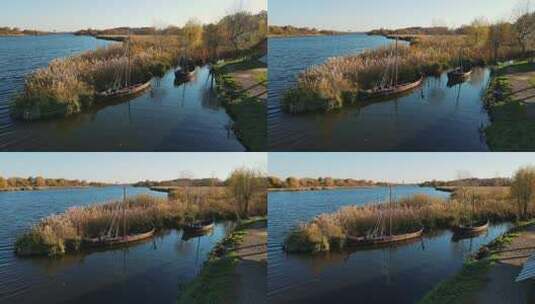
177 217 266 304
214 58 267 151
485 63 535 151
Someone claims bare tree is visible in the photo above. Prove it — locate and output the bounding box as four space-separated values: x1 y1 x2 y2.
513 0 535 56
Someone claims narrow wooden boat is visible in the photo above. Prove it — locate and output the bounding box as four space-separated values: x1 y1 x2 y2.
346 228 424 247
453 220 489 235
96 81 152 100
82 229 156 247
183 219 215 233
447 68 473 80
359 76 424 99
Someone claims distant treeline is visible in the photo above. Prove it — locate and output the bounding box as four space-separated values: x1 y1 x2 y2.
0 176 107 189
134 178 224 188
0 27 49 36
269 25 345 37
75 10 267 57
268 176 383 189
420 178 511 188
367 26 458 36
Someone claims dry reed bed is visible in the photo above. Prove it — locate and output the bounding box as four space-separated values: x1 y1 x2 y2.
285 188 526 254
15 188 265 257
11 37 184 120
283 36 522 113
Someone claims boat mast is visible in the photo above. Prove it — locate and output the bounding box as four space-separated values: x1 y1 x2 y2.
389 184 393 237
394 38 399 87
123 186 127 238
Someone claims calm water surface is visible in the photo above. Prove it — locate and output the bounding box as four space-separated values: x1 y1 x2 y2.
268 186 511 303
268 34 490 151
0 34 244 151
0 187 232 304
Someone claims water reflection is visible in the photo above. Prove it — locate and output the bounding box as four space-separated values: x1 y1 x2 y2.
268 188 511 304
269 34 491 151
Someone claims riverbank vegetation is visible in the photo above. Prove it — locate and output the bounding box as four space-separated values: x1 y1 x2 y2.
15 168 267 256
268 176 383 190
213 39 267 151
177 217 266 304
420 177 511 188
283 10 534 113
285 167 535 254
484 60 535 150
0 176 107 191
418 219 535 304
269 25 346 37
0 27 49 36
11 11 267 120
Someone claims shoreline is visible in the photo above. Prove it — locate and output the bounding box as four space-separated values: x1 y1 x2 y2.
418 220 535 304
177 217 267 303
269 185 380 192
0 186 109 192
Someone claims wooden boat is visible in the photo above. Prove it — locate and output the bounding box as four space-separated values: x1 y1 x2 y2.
95 33 151 100
174 67 193 82
447 48 472 81
82 229 155 247
360 76 423 99
183 219 215 233
346 185 424 248
81 188 156 248
96 81 151 100
448 68 473 80
359 38 423 99
453 220 489 235
347 228 424 247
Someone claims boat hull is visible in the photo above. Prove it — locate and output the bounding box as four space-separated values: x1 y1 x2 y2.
347 228 424 247
183 221 215 234
448 69 473 80
360 76 424 99
96 81 152 100
82 229 156 247
453 221 489 235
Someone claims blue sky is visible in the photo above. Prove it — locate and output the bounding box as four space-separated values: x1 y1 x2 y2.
2 0 266 31
269 0 522 31
0 153 267 183
269 153 535 183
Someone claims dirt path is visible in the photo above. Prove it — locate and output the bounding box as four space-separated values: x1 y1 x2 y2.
230 68 267 101
233 221 267 304
504 63 535 118
473 226 535 304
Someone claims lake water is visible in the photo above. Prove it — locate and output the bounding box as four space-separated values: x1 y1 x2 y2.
268 186 511 303
268 34 490 151
0 186 232 304
0 34 244 151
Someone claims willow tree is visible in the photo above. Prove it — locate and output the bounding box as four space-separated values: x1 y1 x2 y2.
227 167 266 219
513 1 535 57
511 166 535 219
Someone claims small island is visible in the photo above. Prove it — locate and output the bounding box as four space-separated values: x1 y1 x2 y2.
0 27 50 36
269 25 349 37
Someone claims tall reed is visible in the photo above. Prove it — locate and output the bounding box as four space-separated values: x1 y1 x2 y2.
286 189 524 254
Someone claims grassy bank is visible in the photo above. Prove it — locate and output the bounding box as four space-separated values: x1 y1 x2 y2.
283 35 522 114
177 217 266 304
285 188 526 254
213 56 267 151
417 220 535 304
484 61 535 151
